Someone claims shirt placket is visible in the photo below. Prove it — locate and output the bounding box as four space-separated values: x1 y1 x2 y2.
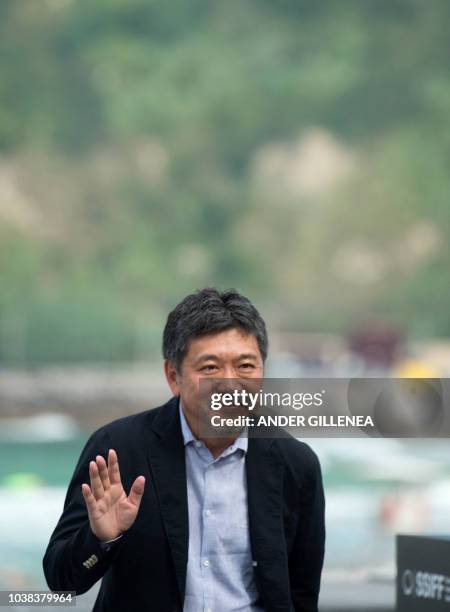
200 450 215 612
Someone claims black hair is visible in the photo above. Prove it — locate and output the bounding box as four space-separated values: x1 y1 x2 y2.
162 287 268 371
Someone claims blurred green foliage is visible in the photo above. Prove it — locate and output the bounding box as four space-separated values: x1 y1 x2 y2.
0 0 449 364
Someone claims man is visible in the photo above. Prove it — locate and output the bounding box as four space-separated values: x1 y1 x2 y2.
43 288 325 611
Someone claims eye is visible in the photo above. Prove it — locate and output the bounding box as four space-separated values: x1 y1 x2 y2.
240 363 255 369
200 364 218 372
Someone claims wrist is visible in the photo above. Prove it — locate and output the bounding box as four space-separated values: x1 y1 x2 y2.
98 533 123 551
101 534 123 544
90 525 123 544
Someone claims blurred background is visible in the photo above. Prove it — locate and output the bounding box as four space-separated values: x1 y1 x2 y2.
0 0 449 609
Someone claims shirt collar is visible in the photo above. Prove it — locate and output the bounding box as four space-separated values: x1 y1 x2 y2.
178 398 196 446
178 397 248 454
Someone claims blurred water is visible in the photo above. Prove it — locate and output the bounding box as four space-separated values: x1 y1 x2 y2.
0 436 449 594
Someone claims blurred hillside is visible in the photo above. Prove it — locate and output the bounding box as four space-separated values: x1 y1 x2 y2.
0 0 449 365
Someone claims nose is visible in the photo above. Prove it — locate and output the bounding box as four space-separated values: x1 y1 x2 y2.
213 366 241 395
214 375 236 395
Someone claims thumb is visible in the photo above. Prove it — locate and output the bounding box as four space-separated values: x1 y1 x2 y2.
128 475 145 507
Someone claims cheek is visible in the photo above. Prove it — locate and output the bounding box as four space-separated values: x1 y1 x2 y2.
180 372 202 396
187 374 212 408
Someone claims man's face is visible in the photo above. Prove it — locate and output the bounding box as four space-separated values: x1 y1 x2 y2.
164 327 264 433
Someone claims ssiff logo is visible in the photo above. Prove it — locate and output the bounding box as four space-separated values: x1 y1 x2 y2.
402 569 450 603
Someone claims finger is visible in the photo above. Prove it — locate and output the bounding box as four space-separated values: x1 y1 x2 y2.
89 460 105 501
81 483 97 515
108 449 122 486
128 476 145 507
96 454 110 491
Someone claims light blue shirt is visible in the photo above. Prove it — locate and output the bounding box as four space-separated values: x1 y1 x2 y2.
179 400 265 612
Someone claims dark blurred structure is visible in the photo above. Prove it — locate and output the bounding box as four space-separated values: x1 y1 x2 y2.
348 323 403 370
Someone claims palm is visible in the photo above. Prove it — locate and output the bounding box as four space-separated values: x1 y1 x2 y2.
81 449 145 542
91 483 134 535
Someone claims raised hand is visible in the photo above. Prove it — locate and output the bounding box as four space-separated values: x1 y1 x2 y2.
81 448 145 542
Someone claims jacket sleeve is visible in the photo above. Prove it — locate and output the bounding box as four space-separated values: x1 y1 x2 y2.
289 449 326 612
42 426 128 594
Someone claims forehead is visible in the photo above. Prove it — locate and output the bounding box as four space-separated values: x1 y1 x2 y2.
184 328 260 359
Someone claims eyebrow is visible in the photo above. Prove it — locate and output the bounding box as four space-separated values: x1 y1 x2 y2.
195 354 220 364
194 353 259 365
236 353 259 361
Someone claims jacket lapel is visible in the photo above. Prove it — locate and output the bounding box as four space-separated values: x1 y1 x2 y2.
146 396 189 604
246 435 292 611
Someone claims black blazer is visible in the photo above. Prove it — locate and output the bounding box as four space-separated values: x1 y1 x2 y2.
43 396 325 612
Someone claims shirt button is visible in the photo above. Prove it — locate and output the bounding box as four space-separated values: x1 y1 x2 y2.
195 441 202 448
203 559 210 567
204 509 211 517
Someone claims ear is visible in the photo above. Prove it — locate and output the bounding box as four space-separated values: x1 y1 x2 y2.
164 359 180 396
